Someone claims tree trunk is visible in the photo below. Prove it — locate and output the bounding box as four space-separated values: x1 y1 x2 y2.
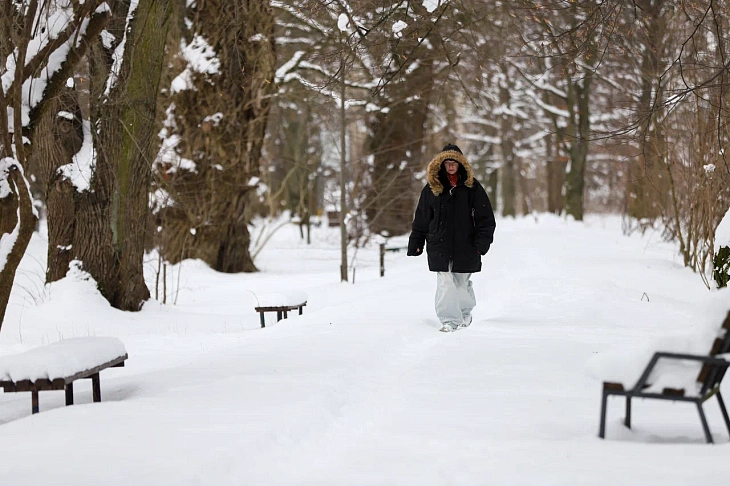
339 40 348 282
488 168 499 213
499 82 517 217
500 137 517 217
518 161 531 215
46 177 75 282
0 165 37 329
156 0 275 273
564 68 592 221
0 1 110 331
626 0 669 220
69 0 172 310
545 132 566 214
366 39 435 236
26 88 84 283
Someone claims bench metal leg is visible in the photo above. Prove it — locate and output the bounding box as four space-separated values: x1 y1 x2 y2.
696 401 713 443
31 390 39 414
599 390 609 438
624 396 632 429
260 312 266 328
717 392 730 437
65 383 74 406
276 311 282 322
299 306 303 315
91 373 101 403
283 310 288 319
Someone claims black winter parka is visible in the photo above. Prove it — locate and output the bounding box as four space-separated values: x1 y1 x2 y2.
407 150 496 273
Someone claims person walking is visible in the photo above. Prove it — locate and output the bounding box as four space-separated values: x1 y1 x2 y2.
407 144 496 332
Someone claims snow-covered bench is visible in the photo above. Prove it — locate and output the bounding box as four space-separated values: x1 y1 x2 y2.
0 337 128 414
254 292 307 328
599 311 730 443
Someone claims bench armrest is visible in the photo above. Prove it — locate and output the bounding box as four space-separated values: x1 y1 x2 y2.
632 352 729 392
654 352 729 365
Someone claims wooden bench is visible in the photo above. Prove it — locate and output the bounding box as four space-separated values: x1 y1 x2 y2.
254 302 307 328
599 311 730 443
0 337 128 414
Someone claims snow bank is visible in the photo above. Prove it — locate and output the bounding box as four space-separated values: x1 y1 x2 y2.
0 337 126 382
4 214 730 482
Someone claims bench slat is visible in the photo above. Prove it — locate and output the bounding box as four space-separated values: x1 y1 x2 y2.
255 302 307 312
0 354 127 391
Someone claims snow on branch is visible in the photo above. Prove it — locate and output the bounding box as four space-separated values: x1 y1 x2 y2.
271 1 328 35
105 0 140 96
422 0 441 13
0 158 36 216
57 120 94 192
0 157 36 275
462 115 500 130
275 51 307 85
461 133 500 145
0 158 17 202
170 34 221 94
3 0 111 132
526 89 570 119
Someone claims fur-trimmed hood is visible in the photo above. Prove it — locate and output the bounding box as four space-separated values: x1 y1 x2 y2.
426 150 474 196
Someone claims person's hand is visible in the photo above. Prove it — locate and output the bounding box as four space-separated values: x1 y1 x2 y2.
408 247 422 256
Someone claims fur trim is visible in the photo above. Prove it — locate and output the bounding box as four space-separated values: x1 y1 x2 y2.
426 150 474 196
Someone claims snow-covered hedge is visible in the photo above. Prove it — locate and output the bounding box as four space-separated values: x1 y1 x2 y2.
715 208 730 288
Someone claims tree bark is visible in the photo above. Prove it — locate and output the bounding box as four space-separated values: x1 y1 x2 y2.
499 79 517 217
156 0 275 274
66 0 173 310
26 89 83 283
0 165 37 329
500 136 517 217
339 37 348 282
564 67 592 221
626 0 670 220
545 133 567 214
0 1 108 331
366 56 434 236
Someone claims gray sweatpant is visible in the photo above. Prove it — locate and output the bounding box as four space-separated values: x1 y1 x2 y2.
435 264 476 328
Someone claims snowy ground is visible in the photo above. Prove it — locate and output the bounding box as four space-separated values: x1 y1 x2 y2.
0 215 728 485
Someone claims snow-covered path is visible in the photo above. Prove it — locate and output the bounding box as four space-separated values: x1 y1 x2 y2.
0 216 727 484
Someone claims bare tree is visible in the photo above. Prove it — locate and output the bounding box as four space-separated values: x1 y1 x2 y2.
39 0 173 311
0 0 110 330
155 0 276 273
